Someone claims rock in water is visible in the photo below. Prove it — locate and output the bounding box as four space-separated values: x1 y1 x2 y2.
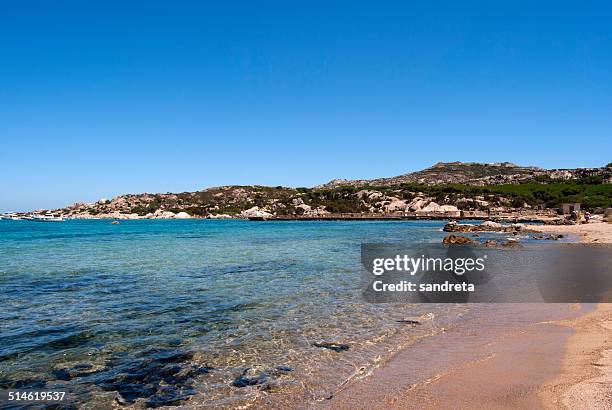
396 319 421 325
533 233 563 240
232 371 269 387
502 240 521 247
443 221 473 232
442 234 474 244
275 365 293 373
313 342 350 352
444 221 531 233
232 365 292 388
96 349 209 406
481 220 503 229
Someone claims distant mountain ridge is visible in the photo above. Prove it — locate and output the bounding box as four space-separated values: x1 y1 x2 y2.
319 161 611 188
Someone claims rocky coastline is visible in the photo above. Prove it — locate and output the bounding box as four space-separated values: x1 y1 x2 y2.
9 162 610 222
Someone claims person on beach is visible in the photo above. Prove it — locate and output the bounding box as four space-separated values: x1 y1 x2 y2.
584 211 591 223
570 209 579 222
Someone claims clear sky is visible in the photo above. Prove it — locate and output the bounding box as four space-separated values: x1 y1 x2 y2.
1 1 611 212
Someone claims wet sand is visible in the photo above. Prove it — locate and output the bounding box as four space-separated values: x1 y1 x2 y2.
321 304 591 409
320 225 612 409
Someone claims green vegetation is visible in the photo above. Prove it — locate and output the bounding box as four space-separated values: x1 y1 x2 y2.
607 162 612 168
382 178 612 211
300 186 370 213
187 179 610 214
131 204 160 216
483 182 611 210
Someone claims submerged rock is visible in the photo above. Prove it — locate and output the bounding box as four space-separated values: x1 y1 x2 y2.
275 365 293 373
396 319 421 325
146 385 195 408
0 378 47 389
313 342 350 352
51 368 72 381
232 368 269 388
502 239 522 247
483 238 522 248
52 362 104 381
232 365 293 388
96 349 211 406
532 233 564 240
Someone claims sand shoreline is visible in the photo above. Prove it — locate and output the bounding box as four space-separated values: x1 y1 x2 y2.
319 223 612 409
320 304 593 409
536 222 612 408
531 221 612 244
540 303 612 409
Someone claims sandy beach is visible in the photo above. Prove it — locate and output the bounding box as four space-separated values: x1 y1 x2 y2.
320 222 612 409
540 303 612 409
538 222 612 408
531 221 612 244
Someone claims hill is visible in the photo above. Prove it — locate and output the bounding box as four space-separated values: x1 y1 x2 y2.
51 162 612 219
320 162 611 188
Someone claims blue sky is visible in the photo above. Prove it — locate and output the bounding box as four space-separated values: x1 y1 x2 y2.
1 1 611 211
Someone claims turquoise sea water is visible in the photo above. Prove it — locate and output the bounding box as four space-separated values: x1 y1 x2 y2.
0 219 464 408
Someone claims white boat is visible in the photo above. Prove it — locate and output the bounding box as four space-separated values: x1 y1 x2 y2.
1 213 23 220
32 214 65 222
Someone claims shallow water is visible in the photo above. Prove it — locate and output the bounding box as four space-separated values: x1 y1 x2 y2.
0 219 468 408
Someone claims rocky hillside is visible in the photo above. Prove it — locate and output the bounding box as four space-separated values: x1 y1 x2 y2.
60 185 498 219
54 162 612 219
320 162 611 188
